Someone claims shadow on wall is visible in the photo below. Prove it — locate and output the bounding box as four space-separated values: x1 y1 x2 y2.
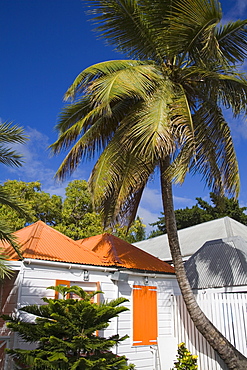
185 236 247 290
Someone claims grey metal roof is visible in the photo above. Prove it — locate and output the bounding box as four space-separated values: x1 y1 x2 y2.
134 217 247 261
184 236 247 289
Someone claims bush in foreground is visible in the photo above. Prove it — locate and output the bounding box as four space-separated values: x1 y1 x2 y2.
2 285 135 369
172 342 198 370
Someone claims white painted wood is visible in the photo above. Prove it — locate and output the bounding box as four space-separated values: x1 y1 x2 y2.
157 336 177 370
2 260 178 370
174 292 247 370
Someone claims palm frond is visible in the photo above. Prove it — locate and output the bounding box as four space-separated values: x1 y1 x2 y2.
164 0 222 63
0 220 22 259
65 60 150 99
0 146 24 167
51 104 106 155
216 20 247 64
89 142 155 228
194 71 247 116
85 0 164 62
52 98 137 180
0 188 29 217
191 104 240 197
118 79 195 166
216 74 247 116
0 121 28 168
0 121 27 144
88 64 162 114
0 252 13 279
159 84 196 183
116 82 174 161
55 96 92 133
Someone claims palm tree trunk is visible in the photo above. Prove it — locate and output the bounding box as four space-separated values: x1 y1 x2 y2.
160 157 247 370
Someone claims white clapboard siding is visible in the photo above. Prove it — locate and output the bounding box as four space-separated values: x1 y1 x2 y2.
2 261 179 370
174 292 247 370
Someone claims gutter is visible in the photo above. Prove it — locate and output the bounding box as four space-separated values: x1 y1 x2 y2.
119 270 177 278
9 259 176 278
23 258 118 273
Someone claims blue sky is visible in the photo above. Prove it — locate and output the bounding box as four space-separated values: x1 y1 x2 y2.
1 0 247 235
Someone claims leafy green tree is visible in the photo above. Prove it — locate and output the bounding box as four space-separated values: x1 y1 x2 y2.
113 216 146 243
0 121 28 276
2 285 135 369
54 179 103 239
197 193 247 224
50 0 247 367
55 180 146 241
0 180 145 242
150 193 247 237
0 180 62 230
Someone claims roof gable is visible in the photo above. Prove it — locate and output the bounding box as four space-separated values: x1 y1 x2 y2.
134 217 247 261
1 222 174 274
2 221 104 266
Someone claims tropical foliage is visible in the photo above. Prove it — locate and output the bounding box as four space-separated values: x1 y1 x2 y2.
150 193 247 237
0 180 145 241
2 285 135 369
50 0 247 368
0 121 28 276
172 343 198 370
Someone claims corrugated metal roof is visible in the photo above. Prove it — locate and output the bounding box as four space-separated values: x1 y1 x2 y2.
134 217 247 261
185 236 247 289
1 221 174 274
2 221 103 266
76 233 175 273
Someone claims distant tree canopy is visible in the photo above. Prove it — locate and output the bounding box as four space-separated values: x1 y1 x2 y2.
0 180 145 242
150 193 247 238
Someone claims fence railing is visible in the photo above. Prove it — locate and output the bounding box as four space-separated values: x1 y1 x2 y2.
174 292 247 370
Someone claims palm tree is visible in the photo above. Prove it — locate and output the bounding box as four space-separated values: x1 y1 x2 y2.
50 0 247 368
0 121 28 274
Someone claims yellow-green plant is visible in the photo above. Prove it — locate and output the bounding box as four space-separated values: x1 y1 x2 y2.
172 343 198 370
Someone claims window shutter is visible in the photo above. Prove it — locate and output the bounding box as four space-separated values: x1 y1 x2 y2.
133 285 158 346
55 280 70 299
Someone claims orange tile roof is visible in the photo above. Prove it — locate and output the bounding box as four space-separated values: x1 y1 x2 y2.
2 221 103 266
1 221 174 274
76 233 175 274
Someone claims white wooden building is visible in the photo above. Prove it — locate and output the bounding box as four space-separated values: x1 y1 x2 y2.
178 234 247 370
135 217 247 369
0 221 179 370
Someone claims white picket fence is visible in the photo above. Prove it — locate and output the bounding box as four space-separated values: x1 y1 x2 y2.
174 292 247 370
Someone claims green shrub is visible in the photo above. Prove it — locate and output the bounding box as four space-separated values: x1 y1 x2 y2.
2 285 135 369
172 342 198 370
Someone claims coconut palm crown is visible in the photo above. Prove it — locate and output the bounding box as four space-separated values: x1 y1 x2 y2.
51 1 247 368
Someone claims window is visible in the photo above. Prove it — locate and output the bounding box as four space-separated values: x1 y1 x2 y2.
55 280 70 299
54 280 101 303
132 285 158 346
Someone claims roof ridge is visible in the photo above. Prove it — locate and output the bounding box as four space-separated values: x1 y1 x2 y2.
21 221 45 255
17 222 105 262
104 234 123 264
224 216 233 237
